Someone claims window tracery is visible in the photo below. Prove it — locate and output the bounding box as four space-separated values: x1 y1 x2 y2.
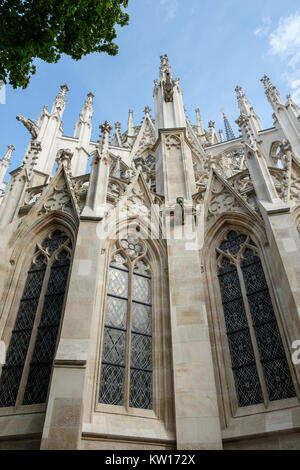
99 235 153 410
0 230 72 407
217 230 296 408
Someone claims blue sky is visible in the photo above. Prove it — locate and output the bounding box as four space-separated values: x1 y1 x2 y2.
1 0 300 175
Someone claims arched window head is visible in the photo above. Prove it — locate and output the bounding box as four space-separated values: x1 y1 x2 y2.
0 230 72 407
99 234 153 410
270 142 288 169
217 230 296 408
139 154 156 191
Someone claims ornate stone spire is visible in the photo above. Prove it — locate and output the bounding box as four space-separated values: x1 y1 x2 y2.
159 54 173 80
74 92 94 138
114 122 123 147
127 109 134 137
112 155 121 178
99 121 112 153
56 148 73 174
222 110 235 141
195 108 205 135
208 121 218 144
219 129 225 142
261 75 284 106
80 92 94 122
235 85 252 115
51 84 69 115
235 85 262 133
159 54 175 103
0 145 15 189
1 145 15 164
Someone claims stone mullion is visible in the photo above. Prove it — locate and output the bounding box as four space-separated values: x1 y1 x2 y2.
236 261 269 406
15 256 51 407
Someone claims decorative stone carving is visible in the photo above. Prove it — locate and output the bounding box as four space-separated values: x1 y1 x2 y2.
120 235 146 259
165 134 181 150
16 115 39 140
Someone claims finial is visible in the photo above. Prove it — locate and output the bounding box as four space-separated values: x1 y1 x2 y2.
56 148 73 172
160 54 169 66
1 145 15 163
100 121 113 135
208 121 215 128
115 121 121 130
60 84 69 95
99 121 112 151
235 85 244 97
261 75 271 88
144 106 151 116
219 130 225 142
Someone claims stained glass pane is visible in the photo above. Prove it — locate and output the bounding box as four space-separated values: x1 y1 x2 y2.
23 364 53 405
242 261 268 294
262 359 296 401
0 367 23 407
22 269 46 298
0 260 46 408
46 265 70 295
133 261 151 277
99 364 125 406
14 299 39 330
219 231 247 255
3 330 32 367
129 369 152 410
102 328 126 366
105 296 127 329
42 230 69 254
132 275 152 305
131 334 152 371
254 322 285 363
23 247 71 405
132 303 152 335
218 269 242 303
227 331 256 369
218 251 263 408
247 290 276 326
108 268 128 298
223 299 248 334
39 294 65 327
233 366 264 407
241 253 296 402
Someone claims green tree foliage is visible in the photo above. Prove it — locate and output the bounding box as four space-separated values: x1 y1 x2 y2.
0 0 129 88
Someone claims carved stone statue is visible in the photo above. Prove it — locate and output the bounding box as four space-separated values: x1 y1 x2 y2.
16 115 39 140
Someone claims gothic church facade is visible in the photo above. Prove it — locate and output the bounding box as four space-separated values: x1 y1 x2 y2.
0 56 299 450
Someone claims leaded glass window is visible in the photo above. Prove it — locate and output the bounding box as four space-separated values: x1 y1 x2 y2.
217 230 296 408
99 235 153 410
0 230 72 407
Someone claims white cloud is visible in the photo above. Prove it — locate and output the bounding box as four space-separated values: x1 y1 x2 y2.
255 12 300 104
290 79 300 104
254 17 272 37
160 0 178 21
269 12 300 62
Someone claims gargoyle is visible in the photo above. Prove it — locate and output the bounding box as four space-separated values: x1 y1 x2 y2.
16 115 39 140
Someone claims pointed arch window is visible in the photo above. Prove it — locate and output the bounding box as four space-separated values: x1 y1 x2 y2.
0 230 72 407
217 230 296 408
99 235 153 410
